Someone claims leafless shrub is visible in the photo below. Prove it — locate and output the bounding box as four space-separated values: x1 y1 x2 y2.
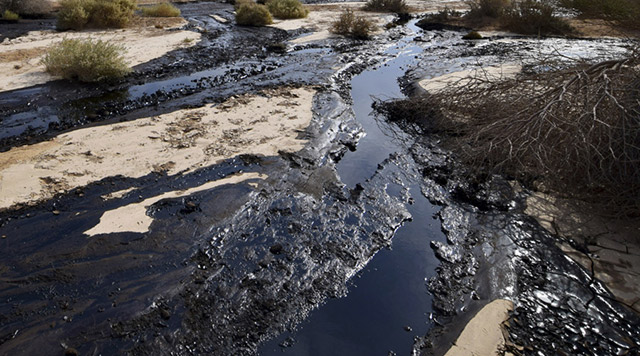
386 51 640 216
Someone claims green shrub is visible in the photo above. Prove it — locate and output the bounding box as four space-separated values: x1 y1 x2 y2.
363 0 409 13
140 2 181 17
234 0 254 9
42 38 131 82
235 3 273 26
2 9 19 20
502 0 573 35
57 0 92 29
266 0 308 19
90 0 136 28
332 10 375 39
57 0 135 30
466 0 511 18
462 30 483 39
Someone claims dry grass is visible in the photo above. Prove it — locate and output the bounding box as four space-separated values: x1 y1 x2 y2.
140 2 181 17
0 47 47 63
266 0 308 19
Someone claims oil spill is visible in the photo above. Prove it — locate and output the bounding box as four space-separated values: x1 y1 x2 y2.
1 3 639 356
261 20 447 355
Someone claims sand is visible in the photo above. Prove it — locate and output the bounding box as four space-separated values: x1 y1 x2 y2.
0 19 200 92
0 87 315 210
418 64 522 92
85 172 265 235
445 299 514 356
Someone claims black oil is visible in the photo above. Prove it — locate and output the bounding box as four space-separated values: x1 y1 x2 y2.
260 21 446 356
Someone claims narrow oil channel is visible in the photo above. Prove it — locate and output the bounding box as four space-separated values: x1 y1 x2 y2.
260 21 447 355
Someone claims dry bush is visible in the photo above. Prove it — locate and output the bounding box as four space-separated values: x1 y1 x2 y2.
57 0 92 29
0 0 52 17
234 0 254 9
561 0 640 29
466 0 511 18
266 0 308 19
424 6 463 22
384 52 640 215
57 0 135 30
363 0 408 13
42 38 131 82
502 0 573 35
332 9 375 39
235 3 272 26
90 0 136 28
140 2 181 17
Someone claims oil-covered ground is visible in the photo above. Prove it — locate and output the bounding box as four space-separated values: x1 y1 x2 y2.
1 1 639 355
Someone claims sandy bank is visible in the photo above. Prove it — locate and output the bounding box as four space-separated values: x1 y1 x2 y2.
445 299 514 356
0 87 315 210
0 18 200 92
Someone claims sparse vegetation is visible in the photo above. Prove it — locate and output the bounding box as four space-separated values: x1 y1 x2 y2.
332 9 375 39
363 0 409 13
502 0 573 35
463 0 572 36
466 0 510 19
234 0 254 9
462 30 482 39
266 0 308 19
42 38 131 82
383 52 640 215
57 0 136 30
1 9 19 20
561 0 640 29
140 2 181 17
89 0 136 28
425 7 463 22
235 3 273 26
0 0 52 17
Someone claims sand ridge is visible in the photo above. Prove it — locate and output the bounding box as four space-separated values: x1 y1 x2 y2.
0 87 315 210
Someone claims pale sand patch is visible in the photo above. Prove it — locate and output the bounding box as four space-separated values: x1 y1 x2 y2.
85 172 264 235
101 187 137 201
0 87 315 210
0 20 200 92
419 64 522 92
445 299 514 356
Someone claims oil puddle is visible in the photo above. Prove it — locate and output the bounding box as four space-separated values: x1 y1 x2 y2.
261 20 447 355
